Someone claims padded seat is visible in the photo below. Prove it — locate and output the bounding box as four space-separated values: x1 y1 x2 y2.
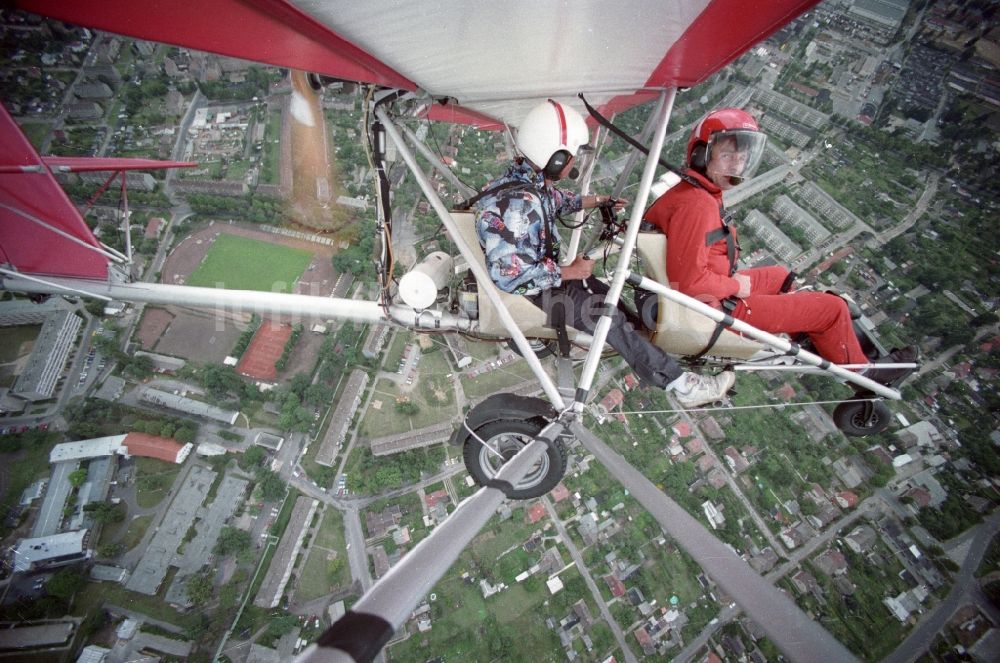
450 212 759 360
633 232 760 360
451 212 582 341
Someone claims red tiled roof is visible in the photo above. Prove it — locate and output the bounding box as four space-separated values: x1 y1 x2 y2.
123 432 185 463
425 489 449 509
144 217 165 239
776 382 796 400
836 491 859 508
599 388 624 412
526 502 546 524
685 437 705 455
550 483 570 503
603 574 625 597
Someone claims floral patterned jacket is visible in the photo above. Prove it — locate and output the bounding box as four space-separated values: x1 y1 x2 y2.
473 160 582 295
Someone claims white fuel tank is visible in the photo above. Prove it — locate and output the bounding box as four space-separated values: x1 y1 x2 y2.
398 251 453 309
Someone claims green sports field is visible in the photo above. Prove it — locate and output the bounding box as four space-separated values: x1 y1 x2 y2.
186 234 312 292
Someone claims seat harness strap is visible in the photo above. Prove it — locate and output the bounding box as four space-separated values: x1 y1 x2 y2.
693 204 740 360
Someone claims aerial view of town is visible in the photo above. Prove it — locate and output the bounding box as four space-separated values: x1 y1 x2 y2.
0 0 998 661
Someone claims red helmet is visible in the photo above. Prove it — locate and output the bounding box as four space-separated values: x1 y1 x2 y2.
686 108 764 179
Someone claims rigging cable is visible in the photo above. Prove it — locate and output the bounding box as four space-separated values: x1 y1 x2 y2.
613 396 883 417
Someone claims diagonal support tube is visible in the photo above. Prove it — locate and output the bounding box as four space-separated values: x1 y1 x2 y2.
572 89 676 409
570 421 859 663
374 107 565 410
296 422 567 663
630 274 908 399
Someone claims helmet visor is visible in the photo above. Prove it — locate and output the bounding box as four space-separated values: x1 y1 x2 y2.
705 130 766 180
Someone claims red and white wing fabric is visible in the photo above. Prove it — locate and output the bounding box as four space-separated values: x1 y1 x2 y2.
17 0 820 127
7 0 819 279
0 105 110 279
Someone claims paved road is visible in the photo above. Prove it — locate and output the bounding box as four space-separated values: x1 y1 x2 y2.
541 497 638 663
571 421 859 663
675 404 787 555
884 510 1000 663
917 324 998 377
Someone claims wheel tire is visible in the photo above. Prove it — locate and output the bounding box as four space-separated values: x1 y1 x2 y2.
306 72 324 91
462 418 567 499
833 399 891 437
506 338 555 359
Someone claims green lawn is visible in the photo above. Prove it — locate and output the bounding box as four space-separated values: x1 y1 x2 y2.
295 507 349 603
134 457 184 509
186 234 312 292
0 431 59 538
121 514 155 552
360 350 460 438
0 324 40 362
387 512 588 663
260 109 282 185
17 122 51 151
459 355 540 400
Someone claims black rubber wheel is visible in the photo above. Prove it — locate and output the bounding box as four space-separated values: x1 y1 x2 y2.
462 418 567 499
306 72 324 91
832 399 892 437
506 338 555 359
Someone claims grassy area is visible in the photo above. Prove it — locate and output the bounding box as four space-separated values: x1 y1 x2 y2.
360 349 459 438
74 581 195 630
459 355 540 400
121 514 155 552
225 160 250 182
552 439 724 639
17 122 52 151
0 324 40 362
134 457 184 509
791 540 912 661
463 339 507 362
386 510 588 663
186 234 312 293
383 329 409 367
295 506 349 603
259 109 282 185
0 431 59 538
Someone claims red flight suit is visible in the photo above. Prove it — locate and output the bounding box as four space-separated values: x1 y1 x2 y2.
643 171 868 365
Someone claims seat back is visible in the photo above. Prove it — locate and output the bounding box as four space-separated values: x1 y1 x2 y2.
633 233 761 360
451 212 576 340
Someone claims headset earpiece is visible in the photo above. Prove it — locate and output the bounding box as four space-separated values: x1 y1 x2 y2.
543 150 570 180
690 142 707 171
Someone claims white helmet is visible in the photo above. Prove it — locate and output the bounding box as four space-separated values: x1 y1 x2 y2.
515 99 590 179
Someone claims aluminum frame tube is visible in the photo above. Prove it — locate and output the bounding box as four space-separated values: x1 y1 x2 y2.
1 275 474 332
400 124 477 197
735 362 915 373
374 107 565 410
610 95 664 201
565 124 605 260
0 201 126 264
570 421 859 663
120 173 133 264
574 89 676 407
296 425 565 663
632 274 908 399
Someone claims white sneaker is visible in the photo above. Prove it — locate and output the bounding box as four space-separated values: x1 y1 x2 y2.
671 371 736 409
